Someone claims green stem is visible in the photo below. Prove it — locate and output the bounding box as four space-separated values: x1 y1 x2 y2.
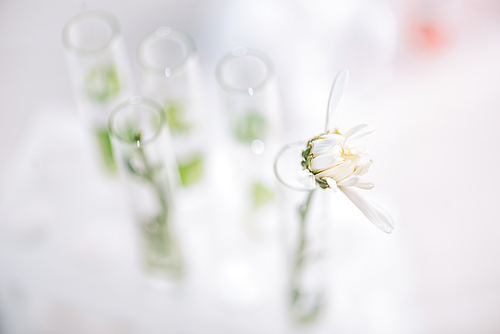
290 189 324 323
135 144 169 226
121 130 182 278
295 190 315 271
134 143 182 277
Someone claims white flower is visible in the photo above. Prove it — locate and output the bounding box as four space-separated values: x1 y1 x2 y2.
300 69 394 234
301 125 394 234
303 124 375 191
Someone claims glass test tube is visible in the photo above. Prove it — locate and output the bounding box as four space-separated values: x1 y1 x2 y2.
216 47 283 238
62 9 135 174
108 96 183 282
137 26 206 188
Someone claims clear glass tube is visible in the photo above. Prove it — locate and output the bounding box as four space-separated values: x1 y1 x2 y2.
274 142 331 326
215 47 283 238
108 96 183 282
62 10 135 174
136 26 206 188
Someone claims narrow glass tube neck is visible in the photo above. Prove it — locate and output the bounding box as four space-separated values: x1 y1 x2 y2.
136 26 197 78
62 9 121 58
108 96 165 148
275 142 316 192
216 47 275 96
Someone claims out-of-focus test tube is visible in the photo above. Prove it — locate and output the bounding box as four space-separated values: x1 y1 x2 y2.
137 26 207 190
108 96 184 285
216 47 283 239
62 10 135 174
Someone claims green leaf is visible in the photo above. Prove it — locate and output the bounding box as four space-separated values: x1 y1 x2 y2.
234 110 267 143
124 157 141 177
94 127 116 173
252 181 274 207
291 288 300 304
163 102 191 134
178 154 204 187
84 64 121 103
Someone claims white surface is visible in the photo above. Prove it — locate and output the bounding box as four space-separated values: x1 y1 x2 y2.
0 110 416 334
1 0 500 333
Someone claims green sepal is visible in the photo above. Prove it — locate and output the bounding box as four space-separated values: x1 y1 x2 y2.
301 146 311 160
316 179 329 189
306 155 313 170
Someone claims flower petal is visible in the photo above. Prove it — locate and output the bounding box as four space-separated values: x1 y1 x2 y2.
315 160 351 178
332 162 355 181
355 179 375 190
343 124 374 141
310 154 343 171
351 145 369 155
297 170 317 189
337 175 359 187
326 177 338 190
325 69 349 133
312 135 344 154
321 133 345 141
354 159 373 176
340 186 394 234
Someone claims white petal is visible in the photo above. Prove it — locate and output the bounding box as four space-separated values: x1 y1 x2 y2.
330 145 343 157
352 154 362 165
343 124 374 141
362 160 374 175
352 145 369 155
310 154 343 171
297 170 316 190
343 124 368 139
340 186 394 234
354 159 373 176
315 160 350 178
337 175 359 187
332 162 355 181
321 133 345 141
325 177 338 190
312 135 344 154
325 69 349 133
349 126 375 141
355 179 375 190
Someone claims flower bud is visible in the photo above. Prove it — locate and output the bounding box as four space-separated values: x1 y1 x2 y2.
302 125 375 190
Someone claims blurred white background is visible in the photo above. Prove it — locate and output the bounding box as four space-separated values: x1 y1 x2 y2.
1 0 500 333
